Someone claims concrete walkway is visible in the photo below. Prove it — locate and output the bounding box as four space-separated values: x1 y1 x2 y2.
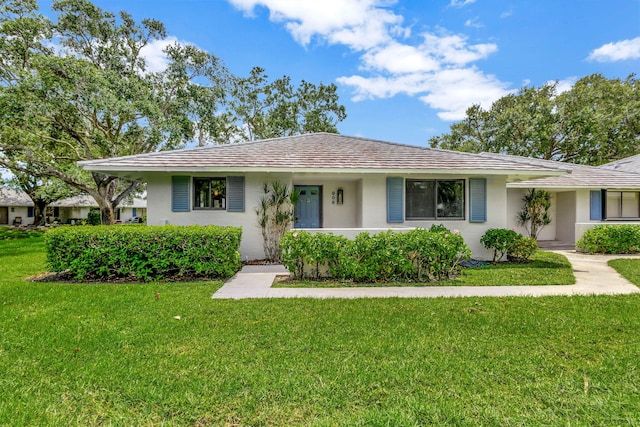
211 251 640 299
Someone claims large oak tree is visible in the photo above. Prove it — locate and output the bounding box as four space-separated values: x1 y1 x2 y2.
429 74 640 165
0 0 230 223
0 0 347 223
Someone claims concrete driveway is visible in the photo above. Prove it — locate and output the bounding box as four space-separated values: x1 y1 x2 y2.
211 251 640 299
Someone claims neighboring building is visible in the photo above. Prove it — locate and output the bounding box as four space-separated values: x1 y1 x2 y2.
0 187 35 226
600 154 640 174
79 133 570 260
49 194 147 224
480 154 640 243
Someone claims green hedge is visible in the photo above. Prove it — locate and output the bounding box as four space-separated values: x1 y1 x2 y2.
480 228 538 262
280 227 471 282
45 225 242 281
576 225 640 254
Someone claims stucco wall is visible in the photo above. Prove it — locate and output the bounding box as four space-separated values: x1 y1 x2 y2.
116 207 146 222
506 188 557 241
357 174 508 260
573 188 640 242
555 191 576 242
3 206 35 226
147 172 294 260
293 178 358 228
147 172 517 261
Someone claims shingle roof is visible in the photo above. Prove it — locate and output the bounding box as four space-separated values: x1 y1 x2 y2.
0 187 33 206
478 153 640 189
79 133 565 178
600 154 640 174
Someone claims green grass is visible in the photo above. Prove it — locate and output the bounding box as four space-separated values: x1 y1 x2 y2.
2 239 640 425
609 258 640 285
275 250 575 288
0 226 45 240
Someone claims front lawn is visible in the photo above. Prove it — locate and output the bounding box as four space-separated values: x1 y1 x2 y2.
2 239 639 425
275 250 575 287
609 258 640 285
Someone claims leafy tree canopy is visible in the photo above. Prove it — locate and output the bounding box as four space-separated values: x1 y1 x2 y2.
0 0 347 223
226 67 346 142
429 74 640 165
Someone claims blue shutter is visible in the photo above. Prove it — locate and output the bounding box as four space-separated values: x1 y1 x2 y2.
132 208 137 217
387 177 404 223
227 176 245 212
590 190 602 220
27 207 34 218
469 178 487 223
171 176 190 212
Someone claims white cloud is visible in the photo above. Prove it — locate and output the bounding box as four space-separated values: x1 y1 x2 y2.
500 9 513 19
140 36 181 73
450 0 476 7
419 68 512 120
361 42 441 74
227 0 509 121
465 17 483 28
338 68 512 121
228 0 404 49
422 33 497 66
551 78 576 94
588 37 640 62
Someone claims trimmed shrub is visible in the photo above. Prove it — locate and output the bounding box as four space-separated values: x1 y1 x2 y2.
45 225 242 281
87 209 101 226
480 228 520 262
577 225 640 254
507 236 538 262
280 228 471 282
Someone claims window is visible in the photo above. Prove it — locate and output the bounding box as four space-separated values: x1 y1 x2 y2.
405 179 465 220
194 177 226 209
606 191 640 219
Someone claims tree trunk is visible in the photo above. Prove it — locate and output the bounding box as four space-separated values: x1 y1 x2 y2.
99 201 115 225
34 201 47 226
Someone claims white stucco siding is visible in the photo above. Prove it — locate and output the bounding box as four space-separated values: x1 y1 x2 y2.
462 175 508 260
117 207 146 222
555 191 576 242
292 178 359 228
146 172 516 261
358 174 508 260
360 175 401 228
575 189 593 224
6 206 35 226
147 172 293 260
506 188 557 241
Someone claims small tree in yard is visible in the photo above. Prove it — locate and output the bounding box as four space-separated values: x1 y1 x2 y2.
481 228 520 262
256 181 299 262
517 189 552 240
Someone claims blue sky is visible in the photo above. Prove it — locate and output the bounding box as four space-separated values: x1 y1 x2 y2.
39 0 640 146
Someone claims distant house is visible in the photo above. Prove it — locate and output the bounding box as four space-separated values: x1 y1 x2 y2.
0 187 35 226
49 195 147 224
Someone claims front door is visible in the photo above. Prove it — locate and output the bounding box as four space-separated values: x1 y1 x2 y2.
294 186 321 228
0 207 7 225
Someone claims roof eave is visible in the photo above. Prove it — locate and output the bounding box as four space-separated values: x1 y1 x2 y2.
81 165 567 177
